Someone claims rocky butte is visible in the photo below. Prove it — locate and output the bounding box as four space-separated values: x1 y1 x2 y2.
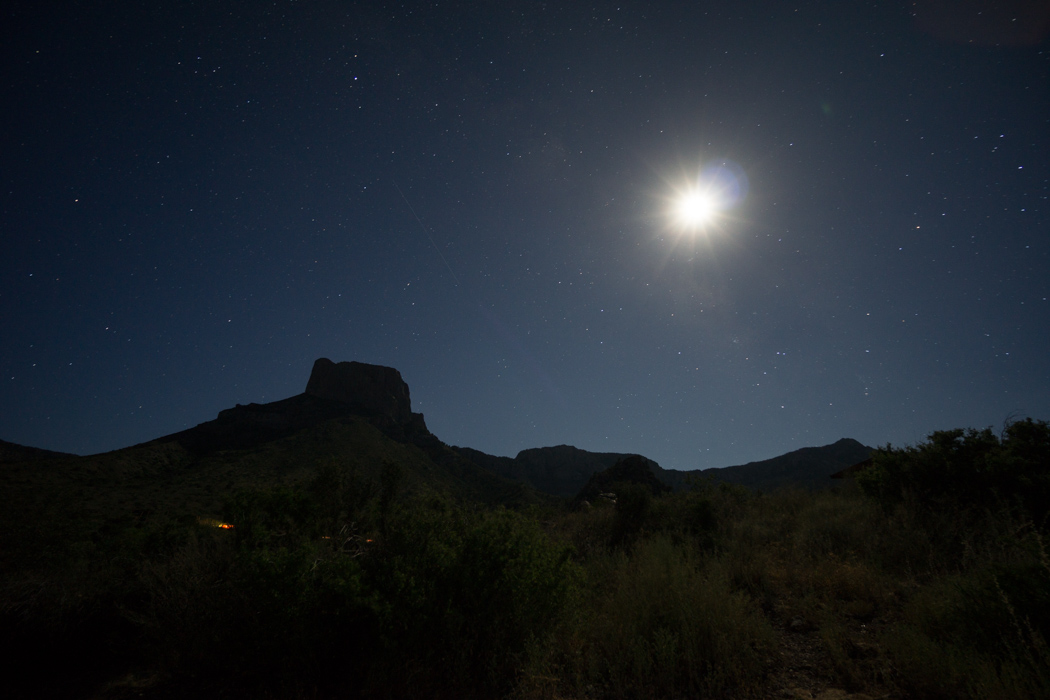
151 358 428 454
304 358 414 425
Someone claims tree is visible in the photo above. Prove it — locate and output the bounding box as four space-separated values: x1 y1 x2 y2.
857 418 1050 523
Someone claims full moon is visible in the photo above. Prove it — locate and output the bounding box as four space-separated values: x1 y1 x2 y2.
661 159 749 236
675 190 718 227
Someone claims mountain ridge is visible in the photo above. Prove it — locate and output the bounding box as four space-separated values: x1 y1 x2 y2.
453 444 662 497
455 438 874 497
2 359 875 508
664 437 875 492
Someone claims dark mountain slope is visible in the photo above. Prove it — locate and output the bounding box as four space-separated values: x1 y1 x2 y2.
454 444 657 497
0 360 544 566
2 414 528 546
458 439 874 497
0 438 74 463
659 438 875 492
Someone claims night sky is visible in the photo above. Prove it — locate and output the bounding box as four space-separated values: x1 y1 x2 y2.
3 1 1049 471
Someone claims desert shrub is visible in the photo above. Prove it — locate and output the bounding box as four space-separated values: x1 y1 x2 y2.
858 419 1050 523
558 501 617 559
549 536 774 698
0 512 215 699
131 483 579 698
363 499 580 696
884 560 1050 698
1 573 145 700
866 519 1050 698
222 486 317 547
132 525 382 696
608 482 654 547
134 529 245 667
308 459 376 533
818 616 887 692
793 488 880 560
20 422 1050 699
896 562 1050 655
683 494 717 535
645 490 719 544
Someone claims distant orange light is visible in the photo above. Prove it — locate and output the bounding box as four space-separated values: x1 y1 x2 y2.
198 517 235 529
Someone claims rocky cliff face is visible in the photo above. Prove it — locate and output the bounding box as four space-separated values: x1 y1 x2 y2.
305 358 414 424
151 358 426 454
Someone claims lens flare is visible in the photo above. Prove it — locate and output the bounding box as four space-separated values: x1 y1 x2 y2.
662 159 749 236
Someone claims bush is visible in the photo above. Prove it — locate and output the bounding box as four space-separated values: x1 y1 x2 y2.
884 561 1050 698
609 482 653 547
364 500 580 696
13 423 1050 699
543 536 774 698
130 482 580 698
858 418 1050 523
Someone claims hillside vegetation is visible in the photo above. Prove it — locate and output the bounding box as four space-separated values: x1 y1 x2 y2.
2 419 1049 699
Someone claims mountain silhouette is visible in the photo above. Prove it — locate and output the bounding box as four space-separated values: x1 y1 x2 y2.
0 438 72 463
1 359 875 539
0 359 543 550
456 439 874 496
659 438 875 492
453 444 662 497
147 357 430 454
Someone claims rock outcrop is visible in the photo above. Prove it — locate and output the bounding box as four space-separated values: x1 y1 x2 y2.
305 358 414 424
152 358 427 454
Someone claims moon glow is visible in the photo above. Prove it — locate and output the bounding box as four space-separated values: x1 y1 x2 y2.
663 160 749 236
675 190 719 227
